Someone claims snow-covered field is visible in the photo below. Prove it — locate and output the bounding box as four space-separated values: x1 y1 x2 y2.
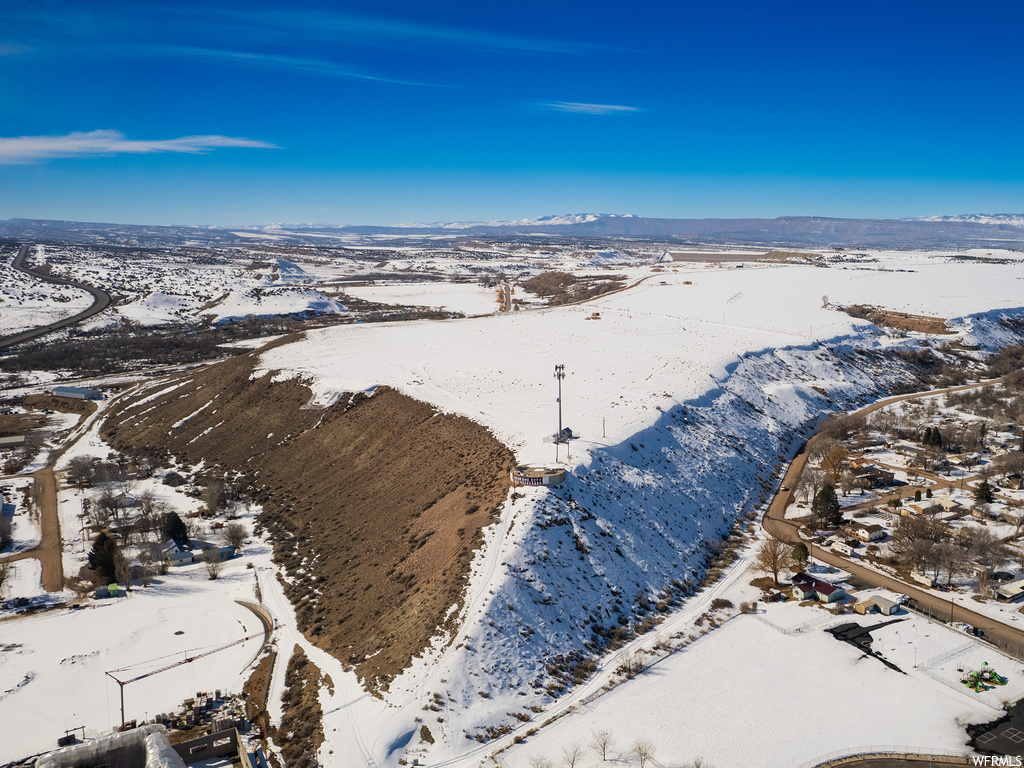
500 606 1004 768
0 575 264 758
344 282 500 315
5 247 1024 767
0 248 92 336
246 253 1024 765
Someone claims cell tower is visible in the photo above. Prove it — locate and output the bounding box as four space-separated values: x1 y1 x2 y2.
554 363 565 462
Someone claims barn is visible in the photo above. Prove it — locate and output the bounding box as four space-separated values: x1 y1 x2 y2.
52 386 104 401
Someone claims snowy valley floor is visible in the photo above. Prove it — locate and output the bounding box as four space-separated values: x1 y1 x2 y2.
4 251 1024 766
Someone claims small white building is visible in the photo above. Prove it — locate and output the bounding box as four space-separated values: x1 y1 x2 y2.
161 541 193 566
852 522 885 542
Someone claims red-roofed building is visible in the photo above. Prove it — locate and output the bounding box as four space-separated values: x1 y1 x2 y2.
791 572 846 603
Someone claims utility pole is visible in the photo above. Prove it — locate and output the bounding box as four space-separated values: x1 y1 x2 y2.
105 671 127 730
554 364 566 463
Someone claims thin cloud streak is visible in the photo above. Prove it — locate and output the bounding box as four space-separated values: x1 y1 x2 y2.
166 46 431 87
541 102 642 115
206 9 618 56
0 130 279 163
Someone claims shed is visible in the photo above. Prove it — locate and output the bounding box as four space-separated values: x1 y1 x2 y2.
52 385 103 400
995 580 1024 602
0 435 26 449
872 596 898 615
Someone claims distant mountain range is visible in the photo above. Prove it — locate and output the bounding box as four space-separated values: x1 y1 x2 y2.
2 213 1023 249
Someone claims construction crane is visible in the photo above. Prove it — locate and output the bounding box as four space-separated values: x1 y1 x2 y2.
105 631 264 729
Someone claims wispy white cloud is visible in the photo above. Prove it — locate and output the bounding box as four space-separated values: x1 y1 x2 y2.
207 9 616 57
166 46 429 86
540 102 642 115
0 130 278 163
0 42 28 56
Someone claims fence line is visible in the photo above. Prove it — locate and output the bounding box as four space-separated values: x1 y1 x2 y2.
794 745 974 768
920 641 978 670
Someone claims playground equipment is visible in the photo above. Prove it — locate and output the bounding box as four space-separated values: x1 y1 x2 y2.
961 661 1009 692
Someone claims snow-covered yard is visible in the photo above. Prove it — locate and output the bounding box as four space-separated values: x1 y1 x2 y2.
500 608 995 768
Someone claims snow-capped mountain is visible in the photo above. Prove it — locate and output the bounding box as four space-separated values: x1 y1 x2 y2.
397 213 638 229
915 213 1024 228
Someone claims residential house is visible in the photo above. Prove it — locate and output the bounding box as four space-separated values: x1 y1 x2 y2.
851 522 885 542
162 540 194 566
792 572 846 603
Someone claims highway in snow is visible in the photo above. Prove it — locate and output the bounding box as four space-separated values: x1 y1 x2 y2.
0 243 113 350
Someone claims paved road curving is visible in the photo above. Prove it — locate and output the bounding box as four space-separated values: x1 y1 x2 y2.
763 374 1024 657
0 242 113 350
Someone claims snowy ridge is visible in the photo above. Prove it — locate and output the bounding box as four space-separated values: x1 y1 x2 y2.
396 213 637 229
381 338 911 748
948 305 1024 351
916 213 1024 228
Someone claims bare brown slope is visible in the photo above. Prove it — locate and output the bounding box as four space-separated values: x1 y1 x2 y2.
102 352 514 688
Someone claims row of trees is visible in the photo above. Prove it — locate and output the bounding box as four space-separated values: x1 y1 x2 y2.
889 515 1014 587
86 517 246 586
526 733 709 768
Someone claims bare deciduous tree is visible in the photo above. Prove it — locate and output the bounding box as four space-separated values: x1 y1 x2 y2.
222 522 246 551
113 548 131 588
66 455 98 489
797 466 826 505
96 486 119 523
0 560 12 597
204 479 227 514
754 538 793 584
821 444 849 481
634 738 655 768
591 731 613 762
203 547 223 580
561 743 583 768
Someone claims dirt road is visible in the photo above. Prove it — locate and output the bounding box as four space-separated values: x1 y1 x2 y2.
1 468 65 592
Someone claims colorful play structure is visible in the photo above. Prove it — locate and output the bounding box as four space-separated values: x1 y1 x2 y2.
961 661 1009 693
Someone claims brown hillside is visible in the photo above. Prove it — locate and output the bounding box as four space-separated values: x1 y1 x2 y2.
842 304 954 335
102 351 515 688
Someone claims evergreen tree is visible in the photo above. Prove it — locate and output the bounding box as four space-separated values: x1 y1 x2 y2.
931 427 944 448
926 487 933 499
914 489 922 502
922 426 934 445
812 484 843 528
162 511 189 546
790 541 810 571
974 479 995 505
88 532 119 584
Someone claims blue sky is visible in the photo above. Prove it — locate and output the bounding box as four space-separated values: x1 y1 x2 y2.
1 1 1022 226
